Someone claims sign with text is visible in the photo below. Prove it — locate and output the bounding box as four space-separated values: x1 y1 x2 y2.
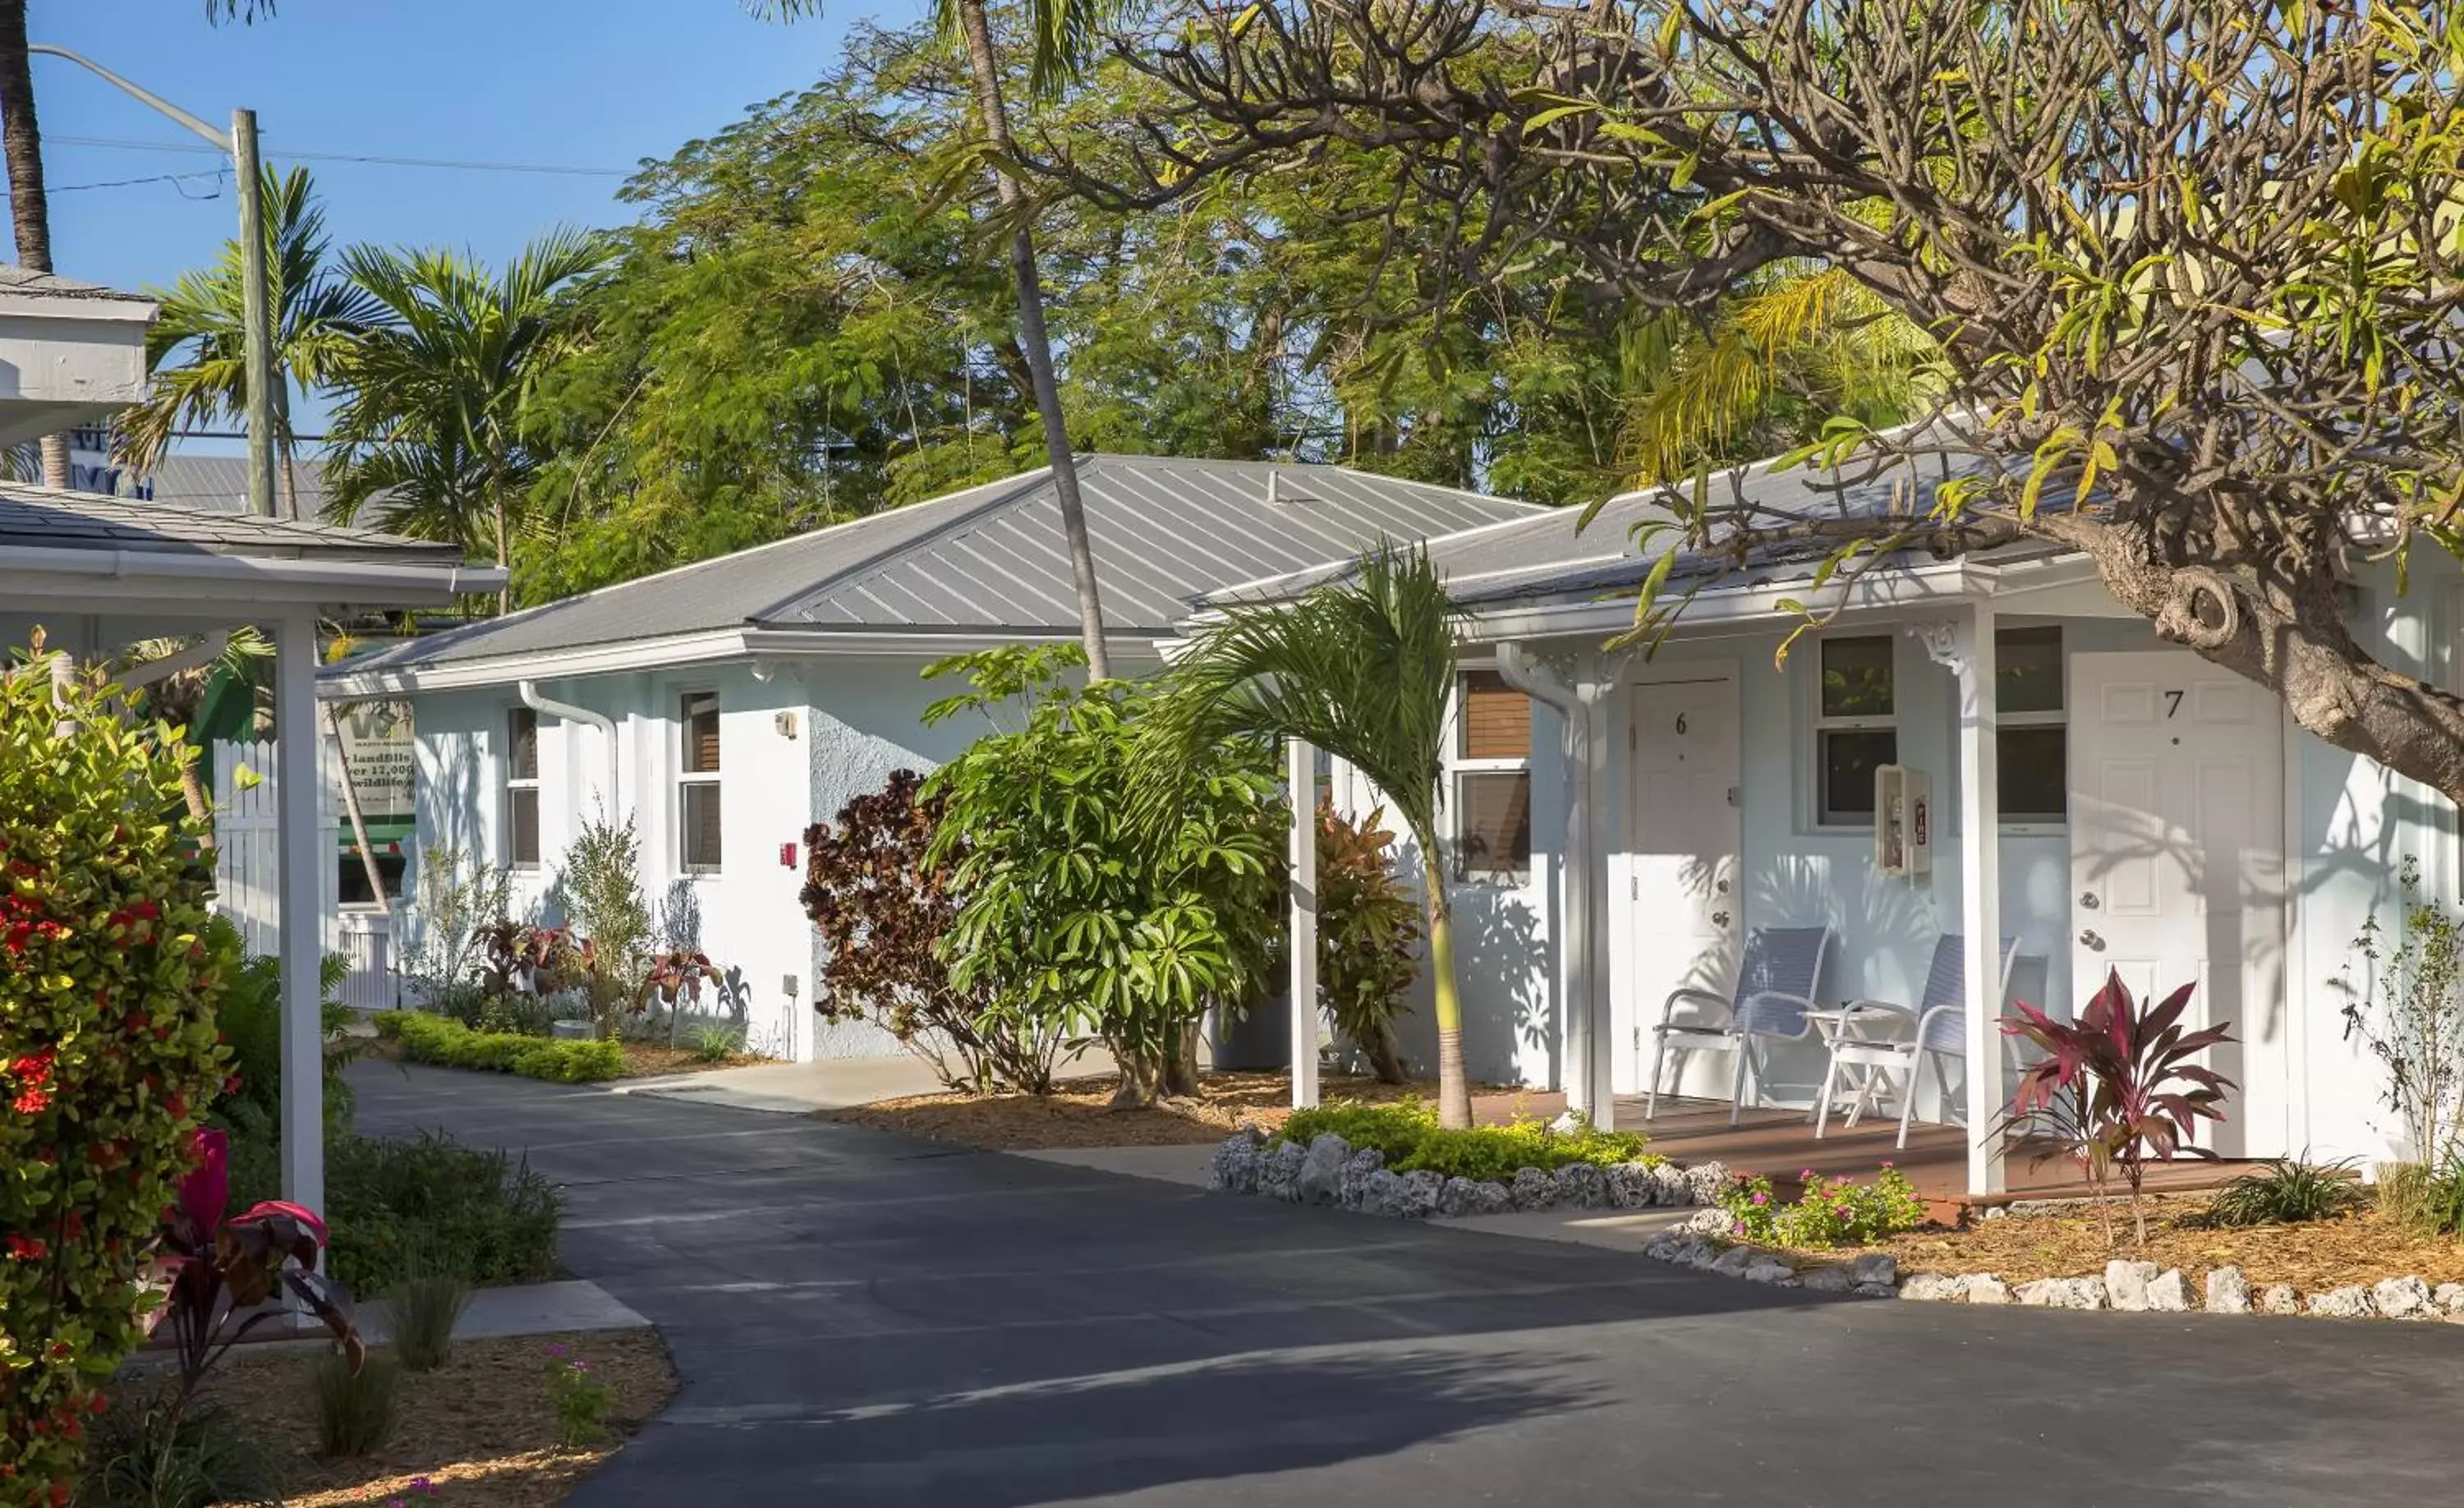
329 701 415 817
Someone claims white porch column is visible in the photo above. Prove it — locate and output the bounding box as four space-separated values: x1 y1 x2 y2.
274 609 325 1220
1288 737 1320 1109
1952 603 2004 1195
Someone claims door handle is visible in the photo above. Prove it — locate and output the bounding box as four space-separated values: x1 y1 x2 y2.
2078 893 2099 910
2078 929 2104 951
1712 911 1731 928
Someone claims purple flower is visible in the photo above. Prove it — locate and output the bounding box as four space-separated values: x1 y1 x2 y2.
1750 1191 1769 1206
546 1343 568 1358
412 1478 437 1497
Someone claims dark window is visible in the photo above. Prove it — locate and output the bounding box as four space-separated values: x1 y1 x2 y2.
1999 726 2067 823
1819 636 1896 718
1997 626 2065 715
1455 771 1532 883
506 706 540 868
679 692 722 871
1819 729 1898 824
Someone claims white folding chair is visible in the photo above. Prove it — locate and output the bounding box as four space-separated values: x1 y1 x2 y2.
1643 926 1832 1126
1813 934 2023 1148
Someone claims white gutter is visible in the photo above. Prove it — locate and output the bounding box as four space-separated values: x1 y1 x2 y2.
0 543 506 598
518 679 619 817
1495 641 1620 1120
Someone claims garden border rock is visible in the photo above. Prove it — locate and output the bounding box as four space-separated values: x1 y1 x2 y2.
1205 1128 1723 1217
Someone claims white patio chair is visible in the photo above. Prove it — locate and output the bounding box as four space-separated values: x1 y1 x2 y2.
1812 934 2022 1149
1643 926 1832 1126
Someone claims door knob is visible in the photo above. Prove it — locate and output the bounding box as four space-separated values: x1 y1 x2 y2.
2078 893 2099 910
1716 878 1731 894
2079 929 2105 950
1712 911 1731 927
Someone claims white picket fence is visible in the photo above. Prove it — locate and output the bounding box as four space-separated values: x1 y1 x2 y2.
210 738 397 1008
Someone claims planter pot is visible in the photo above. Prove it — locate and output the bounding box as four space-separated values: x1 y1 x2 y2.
1207 993 1289 1072
549 1019 595 1041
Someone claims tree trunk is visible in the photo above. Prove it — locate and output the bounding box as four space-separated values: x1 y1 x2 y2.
490 489 512 615
1363 1021 1409 1086
950 0 1111 680
325 701 388 916
1418 846 1473 1129
178 758 215 845
1107 1038 1167 1108
276 388 301 521
1165 1018 1202 1097
0 2 67 492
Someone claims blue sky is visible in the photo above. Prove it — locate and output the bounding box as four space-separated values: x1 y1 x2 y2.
26 0 919 444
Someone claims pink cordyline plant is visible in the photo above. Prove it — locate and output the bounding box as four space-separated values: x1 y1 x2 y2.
1999 970 2236 1248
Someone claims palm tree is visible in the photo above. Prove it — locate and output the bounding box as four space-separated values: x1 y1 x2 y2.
117 166 383 519
752 0 1115 678
1138 546 1475 1127
116 628 270 837
322 230 609 613
0 1 280 489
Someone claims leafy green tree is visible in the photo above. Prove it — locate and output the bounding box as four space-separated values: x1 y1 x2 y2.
118 166 384 519
324 231 610 612
925 645 1284 1106
1135 546 1473 1128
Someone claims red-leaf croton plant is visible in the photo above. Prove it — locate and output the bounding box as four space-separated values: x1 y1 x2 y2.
2 641 232 1506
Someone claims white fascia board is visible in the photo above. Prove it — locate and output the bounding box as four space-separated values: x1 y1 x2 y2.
0 549 502 607
737 626 1173 664
320 628 750 697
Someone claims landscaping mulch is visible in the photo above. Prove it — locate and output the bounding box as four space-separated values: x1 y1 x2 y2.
826 1070 1539 1152
204 1329 675 1507
617 1041 765 1078
1794 1196 2464 1291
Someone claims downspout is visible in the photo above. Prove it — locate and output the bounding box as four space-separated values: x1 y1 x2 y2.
517 679 618 817
1496 642 1606 1120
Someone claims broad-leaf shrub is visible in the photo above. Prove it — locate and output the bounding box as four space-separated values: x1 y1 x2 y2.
1718 1166 1927 1248
377 1012 623 1082
1316 803 1420 1084
1 650 228 1505
1276 1101 1653 1179
801 768 1064 1093
324 1131 561 1298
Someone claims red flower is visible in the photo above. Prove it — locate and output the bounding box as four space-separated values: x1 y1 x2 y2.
11 1087 51 1115
6 1234 45 1260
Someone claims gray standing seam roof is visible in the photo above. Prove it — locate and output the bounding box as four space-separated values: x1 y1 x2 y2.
110 454 339 518
346 455 1542 672
0 482 464 563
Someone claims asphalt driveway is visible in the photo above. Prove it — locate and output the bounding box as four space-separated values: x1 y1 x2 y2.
353 1063 2464 1507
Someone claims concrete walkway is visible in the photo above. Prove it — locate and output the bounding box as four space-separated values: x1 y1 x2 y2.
355 1061 2464 1508
357 1277 650 1345
615 1047 1116 1115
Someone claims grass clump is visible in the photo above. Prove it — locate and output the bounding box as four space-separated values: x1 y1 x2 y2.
387 1268 472 1372
2189 1155 2366 1229
1277 1100 1653 1181
310 1351 401 1458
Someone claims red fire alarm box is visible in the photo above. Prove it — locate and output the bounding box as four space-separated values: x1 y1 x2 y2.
779 842 798 869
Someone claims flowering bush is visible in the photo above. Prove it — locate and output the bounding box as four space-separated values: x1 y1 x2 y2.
1718 1165 1928 1248
544 1345 614 1447
1276 1100 1654 1180
2 646 229 1506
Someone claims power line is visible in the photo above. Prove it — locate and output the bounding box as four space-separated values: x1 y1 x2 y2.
50 133 632 178
52 166 228 195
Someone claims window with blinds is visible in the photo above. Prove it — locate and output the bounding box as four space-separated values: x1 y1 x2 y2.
1448 669 1533 883
679 691 722 871
1456 669 1532 760
505 706 540 868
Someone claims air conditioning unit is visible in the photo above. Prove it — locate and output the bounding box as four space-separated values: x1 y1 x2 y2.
1874 765 1932 877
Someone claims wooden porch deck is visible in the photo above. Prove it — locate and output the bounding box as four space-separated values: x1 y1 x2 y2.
1473 1090 2260 1210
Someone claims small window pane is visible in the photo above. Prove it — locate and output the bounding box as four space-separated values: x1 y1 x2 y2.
1455 770 1531 882
682 783 723 870
508 707 538 780
339 851 408 908
1819 637 1895 718
508 788 540 867
683 693 721 774
1996 626 2064 714
1458 670 1532 760
1819 729 1896 824
1999 726 2067 822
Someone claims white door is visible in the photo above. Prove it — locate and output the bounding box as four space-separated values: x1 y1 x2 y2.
1619 675 1742 1094
2069 651 2283 1156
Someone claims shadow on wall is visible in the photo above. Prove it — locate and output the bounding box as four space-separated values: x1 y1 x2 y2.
1455 884 1550 1087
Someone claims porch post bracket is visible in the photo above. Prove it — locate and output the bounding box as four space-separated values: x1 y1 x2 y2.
1908 620 1967 676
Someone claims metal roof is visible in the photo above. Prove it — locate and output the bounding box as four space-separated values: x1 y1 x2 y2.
0 265 154 303
99 453 338 517
0 481 463 564
1207 431 2016 614
349 455 1542 671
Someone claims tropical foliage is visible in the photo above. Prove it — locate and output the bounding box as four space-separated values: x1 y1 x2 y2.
1276 1100 1651 1181
1 646 229 1506
2001 971 2237 1248
1138 546 1474 1126
1315 803 1420 1084
1718 1166 1927 1248
375 1011 625 1083
925 645 1285 1106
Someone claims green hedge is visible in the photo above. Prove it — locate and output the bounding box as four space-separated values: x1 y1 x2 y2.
1277 1100 1657 1183
377 1011 624 1083
326 1130 563 1294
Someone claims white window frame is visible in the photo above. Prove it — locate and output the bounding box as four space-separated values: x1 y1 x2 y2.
1994 624 2067 829
504 705 540 871
1444 664 1533 885
1812 632 1898 830
677 688 723 876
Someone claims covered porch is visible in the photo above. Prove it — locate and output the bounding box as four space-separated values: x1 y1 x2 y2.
0 486 499 1221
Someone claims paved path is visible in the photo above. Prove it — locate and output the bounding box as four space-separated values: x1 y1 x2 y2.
355 1063 2464 1507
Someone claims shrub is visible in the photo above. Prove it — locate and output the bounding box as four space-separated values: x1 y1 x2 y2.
1276 1100 1653 1179
2340 856 2464 1169
311 1350 399 1457
1316 803 1420 1084
380 1011 624 1082
563 816 652 1039
2191 1155 2365 1228
388 1270 471 1372
544 1346 614 1447
1720 1166 1928 1247
689 1022 742 1064
2 645 230 1504
927 646 1284 1106
802 769 1065 1094
325 1131 562 1295
398 844 510 1004
2001 970 2235 1248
